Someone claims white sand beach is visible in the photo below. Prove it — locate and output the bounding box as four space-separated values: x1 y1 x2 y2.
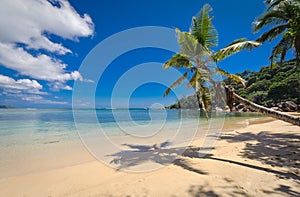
0 119 299 197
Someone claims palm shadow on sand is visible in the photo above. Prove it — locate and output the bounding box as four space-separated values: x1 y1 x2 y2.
107 130 300 182
108 141 207 175
107 130 300 196
220 131 300 178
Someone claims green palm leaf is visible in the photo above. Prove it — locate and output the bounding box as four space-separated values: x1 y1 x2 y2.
270 35 293 67
201 91 211 111
266 0 288 10
187 69 208 90
163 54 193 69
213 38 261 61
191 4 218 49
163 71 189 97
254 0 300 65
175 28 206 58
216 67 246 86
256 24 288 42
198 86 211 119
187 70 200 90
253 10 288 32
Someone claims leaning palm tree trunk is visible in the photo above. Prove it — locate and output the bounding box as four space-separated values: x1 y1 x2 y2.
225 86 300 126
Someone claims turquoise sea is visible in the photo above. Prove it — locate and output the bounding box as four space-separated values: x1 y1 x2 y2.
0 108 263 177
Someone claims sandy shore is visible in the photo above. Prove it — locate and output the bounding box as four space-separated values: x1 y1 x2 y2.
0 119 299 197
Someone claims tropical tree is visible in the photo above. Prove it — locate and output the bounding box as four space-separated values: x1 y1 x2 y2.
163 4 215 118
163 4 255 118
253 0 300 66
213 0 300 65
215 0 300 126
163 4 300 126
224 85 300 126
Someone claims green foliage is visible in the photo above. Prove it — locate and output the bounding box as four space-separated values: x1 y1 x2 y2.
254 0 300 66
225 59 300 105
163 54 192 69
169 59 299 109
216 67 246 86
191 4 218 49
166 95 200 109
163 4 219 117
175 28 207 58
163 4 247 115
163 72 188 97
213 38 261 62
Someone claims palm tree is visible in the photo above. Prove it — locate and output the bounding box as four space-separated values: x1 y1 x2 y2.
220 0 300 126
254 0 300 66
224 86 300 126
163 4 219 118
163 4 300 126
163 4 255 118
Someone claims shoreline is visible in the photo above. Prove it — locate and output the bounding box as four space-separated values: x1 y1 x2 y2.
0 118 299 196
0 113 257 180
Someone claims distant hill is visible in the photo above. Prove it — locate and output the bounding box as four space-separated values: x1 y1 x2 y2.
225 59 299 106
166 60 300 109
0 105 14 109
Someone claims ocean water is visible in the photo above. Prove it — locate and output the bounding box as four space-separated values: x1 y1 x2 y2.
0 108 263 177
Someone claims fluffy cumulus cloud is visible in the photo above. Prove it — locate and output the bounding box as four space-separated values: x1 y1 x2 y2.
0 0 94 54
0 74 69 105
0 43 83 82
0 0 94 104
0 0 93 85
0 74 45 94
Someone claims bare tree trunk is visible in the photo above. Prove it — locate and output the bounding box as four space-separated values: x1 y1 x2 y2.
225 86 300 126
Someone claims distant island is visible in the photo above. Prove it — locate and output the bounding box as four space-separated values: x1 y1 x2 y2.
0 105 15 109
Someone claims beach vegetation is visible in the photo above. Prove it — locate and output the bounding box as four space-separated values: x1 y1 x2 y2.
163 3 300 126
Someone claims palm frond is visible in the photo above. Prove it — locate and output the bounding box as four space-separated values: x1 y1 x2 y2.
256 24 288 43
253 10 288 32
270 35 293 67
267 0 300 10
256 0 300 67
163 71 189 97
191 4 218 48
187 70 201 89
213 38 261 61
201 91 211 111
196 67 210 80
216 67 246 86
175 28 207 58
266 0 286 10
197 86 211 119
163 54 193 69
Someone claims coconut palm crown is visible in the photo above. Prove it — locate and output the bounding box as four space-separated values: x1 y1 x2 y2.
163 4 259 117
254 0 300 66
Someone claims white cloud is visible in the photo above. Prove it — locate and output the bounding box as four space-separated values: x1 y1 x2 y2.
0 43 83 82
0 74 45 94
0 0 94 91
21 94 68 105
0 0 94 54
0 74 70 105
2 90 68 105
49 81 73 91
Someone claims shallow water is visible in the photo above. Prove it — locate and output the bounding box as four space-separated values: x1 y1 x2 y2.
0 108 264 178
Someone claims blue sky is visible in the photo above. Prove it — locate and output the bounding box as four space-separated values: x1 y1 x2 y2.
0 0 279 108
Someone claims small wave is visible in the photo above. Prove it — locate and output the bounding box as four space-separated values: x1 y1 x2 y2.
25 108 37 111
